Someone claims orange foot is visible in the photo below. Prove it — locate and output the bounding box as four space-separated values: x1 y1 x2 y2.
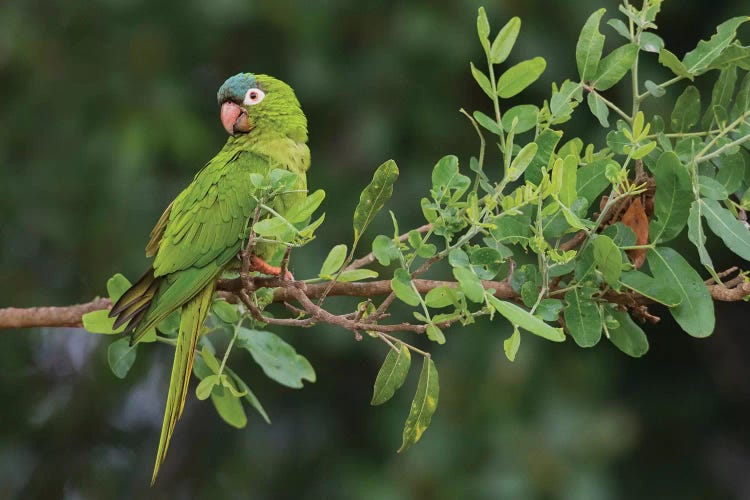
249 255 294 281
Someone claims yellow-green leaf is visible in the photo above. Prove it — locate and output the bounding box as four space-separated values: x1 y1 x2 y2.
490 17 521 64
486 294 566 342
398 357 439 453
497 57 546 98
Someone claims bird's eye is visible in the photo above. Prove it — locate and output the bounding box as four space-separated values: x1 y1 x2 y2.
244 88 266 105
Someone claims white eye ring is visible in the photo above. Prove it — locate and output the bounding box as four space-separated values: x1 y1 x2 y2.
244 88 265 105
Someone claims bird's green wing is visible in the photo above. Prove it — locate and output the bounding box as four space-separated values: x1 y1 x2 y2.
127 150 272 343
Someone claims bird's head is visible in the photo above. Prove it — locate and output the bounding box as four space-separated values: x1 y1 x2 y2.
217 73 307 142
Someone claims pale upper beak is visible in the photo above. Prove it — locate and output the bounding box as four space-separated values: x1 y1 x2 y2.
220 101 251 135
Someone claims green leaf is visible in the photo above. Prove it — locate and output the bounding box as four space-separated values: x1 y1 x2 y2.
491 213 532 244
576 8 606 82
201 346 221 373
490 16 521 64
503 327 521 362
577 159 612 207
607 310 649 357
496 57 546 98
398 357 439 453
683 16 750 74
221 375 247 398
107 273 132 302
320 244 348 277
473 111 503 136
470 62 494 99
508 142 538 181
210 386 247 429
526 128 563 184
644 80 666 97
337 269 378 282
227 371 271 424
237 329 316 388
607 18 630 39
431 155 470 196
107 337 137 379
425 286 460 308
82 309 123 334
371 342 412 405
500 104 539 134
452 266 485 303
701 198 750 261
698 176 729 200
559 154 578 207
647 247 714 338
284 189 326 223
592 235 622 287
372 235 400 266
564 289 602 347
426 324 445 344
648 152 692 243
212 299 240 324
486 294 566 342
709 42 750 70
671 86 701 132
715 152 746 194
619 271 682 306
587 92 610 127
196 374 219 400
592 44 638 91
391 268 421 307
253 217 293 239
476 7 490 50
659 48 692 79
688 200 715 270
639 32 664 54
535 299 563 321
705 66 737 126
353 160 399 244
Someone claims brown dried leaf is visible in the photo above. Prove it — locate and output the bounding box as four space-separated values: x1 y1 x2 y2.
621 198 649 268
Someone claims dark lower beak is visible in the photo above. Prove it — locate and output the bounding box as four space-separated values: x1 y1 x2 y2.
220 101 251 135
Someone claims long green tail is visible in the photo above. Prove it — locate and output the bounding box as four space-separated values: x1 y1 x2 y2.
151 283 215 484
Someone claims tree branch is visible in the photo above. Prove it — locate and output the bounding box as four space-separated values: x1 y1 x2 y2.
1 266 748 330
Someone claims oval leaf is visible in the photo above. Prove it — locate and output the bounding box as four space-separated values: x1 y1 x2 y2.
353 160 399 244
371 342 412 405
564 289 602 347
592 44 638 91
701 198 750 261
237 329 316 388
647 247 714 338
320 244 348 277
391 268 422 306
490 17 521 64
576 8 607 82
496 57 546 98
398 357 439 453
486 294 566 342
607 310 649 357
107 337 137 379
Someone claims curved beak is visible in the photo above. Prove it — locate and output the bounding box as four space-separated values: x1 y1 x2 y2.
220 101 251 135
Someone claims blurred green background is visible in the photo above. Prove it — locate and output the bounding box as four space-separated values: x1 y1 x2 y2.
1 0 749 498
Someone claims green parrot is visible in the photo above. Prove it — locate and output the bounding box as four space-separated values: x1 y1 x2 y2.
109 73 310 483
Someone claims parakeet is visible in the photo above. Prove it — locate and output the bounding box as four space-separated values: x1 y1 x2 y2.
109 73 310 484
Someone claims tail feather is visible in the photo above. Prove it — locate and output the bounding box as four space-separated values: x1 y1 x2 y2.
110 268 161 331
151 283 215 485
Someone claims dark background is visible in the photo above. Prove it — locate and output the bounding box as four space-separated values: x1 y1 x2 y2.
1 0 749 498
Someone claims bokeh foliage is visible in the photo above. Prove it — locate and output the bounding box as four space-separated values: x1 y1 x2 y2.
2 0 750 498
